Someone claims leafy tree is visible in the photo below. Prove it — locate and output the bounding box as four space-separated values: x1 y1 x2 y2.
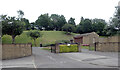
76 17 84 34
35 14 67 31
2 15 25 43
76 24 83 34
68 17 76 25
47 21 54 30
27 30 42 46
35 13 50 30
21 18 31 30
31 22 36 30
17 10 31 30
106 6 120 36
80 17 84 23
82 19 93 33
50 14 59 30
77 18 106 35
17 10 24 20
62 24 75 34
50 14 67 31
77 19 93 34
92 18 107 35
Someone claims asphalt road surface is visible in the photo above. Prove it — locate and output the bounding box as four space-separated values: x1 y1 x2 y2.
2 47 119 70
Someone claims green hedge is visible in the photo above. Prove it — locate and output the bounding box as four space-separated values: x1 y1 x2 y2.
59 44 78 53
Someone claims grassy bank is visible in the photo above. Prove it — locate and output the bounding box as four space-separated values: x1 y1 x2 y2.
2 31 76 46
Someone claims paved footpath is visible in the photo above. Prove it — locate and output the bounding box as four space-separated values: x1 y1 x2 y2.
1 47 119 69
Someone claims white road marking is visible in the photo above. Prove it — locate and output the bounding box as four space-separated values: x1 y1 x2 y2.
32 56 37 70
47 56 67 64
47 56 56 61
60 61 66 63
69 56 82 62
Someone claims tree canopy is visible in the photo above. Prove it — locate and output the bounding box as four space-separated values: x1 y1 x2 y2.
1 15 25 43
27 30 42 46
50 14 67 31
62 24 75 34
77 18 93 34
105 6 120 36
92 18 107 35
35 14 67 31
17 10 24 19
35 13 51 30
68 17 76 25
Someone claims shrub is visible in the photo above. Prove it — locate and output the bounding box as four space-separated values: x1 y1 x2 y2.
55 40 70 44
42 43 55 47
59 45 70 53
59 44 78 53
27 30 42 46
69 44 78 52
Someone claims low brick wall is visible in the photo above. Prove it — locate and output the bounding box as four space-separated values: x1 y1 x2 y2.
96 42 120 52
2 43 32 60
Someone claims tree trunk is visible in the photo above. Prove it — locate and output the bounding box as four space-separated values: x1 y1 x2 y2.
34 39 36 47
12 35 15 44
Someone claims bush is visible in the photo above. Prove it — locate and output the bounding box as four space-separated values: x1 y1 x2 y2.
59 44 78 53
55 40 70 44
69 44 78 52
42 43 55 47
59 45 70 52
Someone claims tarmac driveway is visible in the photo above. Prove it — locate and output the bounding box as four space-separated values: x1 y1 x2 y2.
1 47 119 69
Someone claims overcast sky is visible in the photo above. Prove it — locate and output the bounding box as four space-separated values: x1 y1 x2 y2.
0 0 119 24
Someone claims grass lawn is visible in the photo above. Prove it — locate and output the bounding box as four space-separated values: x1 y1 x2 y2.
2 31 76 46
81 46 95 51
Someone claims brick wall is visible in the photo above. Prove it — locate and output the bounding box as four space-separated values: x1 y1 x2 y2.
2 43 32 60
96 42 120 52
99 36 119 43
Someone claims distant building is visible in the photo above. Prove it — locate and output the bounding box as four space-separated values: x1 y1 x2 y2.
73 32 99 46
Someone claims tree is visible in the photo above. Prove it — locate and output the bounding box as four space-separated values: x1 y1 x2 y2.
76 24 83 34
106 6 120 36
17 10 31 30
27 30 42 46
50 14 67 31
35 13 50 30
77 19 93 34
82 19 93 33
68 17 76 25
92 18 107 35
62 24 75 34
21 18 31 30
17 10 24 20
76 17 84 34
2 15 25 43
35 14 67 31
31 22 36 30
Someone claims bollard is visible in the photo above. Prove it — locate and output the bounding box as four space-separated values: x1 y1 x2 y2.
40 43 42 47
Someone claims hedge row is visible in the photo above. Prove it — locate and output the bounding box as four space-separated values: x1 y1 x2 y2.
59 44 78 53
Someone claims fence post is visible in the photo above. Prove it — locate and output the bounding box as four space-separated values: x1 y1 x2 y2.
51 46 53 53
94 42 97 51
78 43 81 52
55 43 59 53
